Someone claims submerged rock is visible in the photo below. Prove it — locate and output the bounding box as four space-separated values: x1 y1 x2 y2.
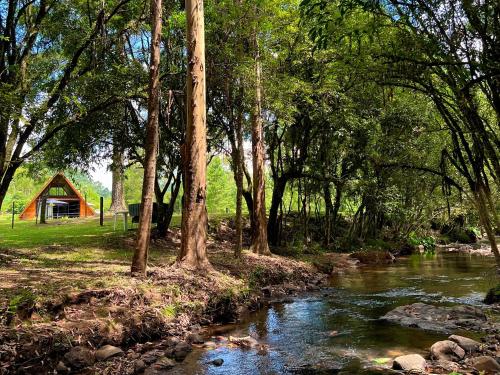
212 358 224 366
430 340 465 361
392 354 427 372
229 335 259 348
381 303 497 333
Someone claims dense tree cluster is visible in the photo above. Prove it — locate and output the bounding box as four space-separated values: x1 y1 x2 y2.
0 0 498 270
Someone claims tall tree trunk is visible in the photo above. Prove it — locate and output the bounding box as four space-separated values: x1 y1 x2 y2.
234 106 244 257
178 0 211 269
131 0 162 276
250 33 270 255
323 182 333 247
332 182 343 235
109 137 127 213
40 197 47 224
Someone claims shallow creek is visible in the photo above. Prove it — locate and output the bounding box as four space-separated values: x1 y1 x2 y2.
173 252 498 374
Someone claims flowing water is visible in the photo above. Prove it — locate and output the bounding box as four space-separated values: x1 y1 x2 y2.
174 252 498 374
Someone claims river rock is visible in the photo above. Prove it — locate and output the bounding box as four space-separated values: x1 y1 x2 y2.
144 357 176 374
448 334 481 353
430 340 465 361
428 359 460 373
187 332 204 344
229 335 259 348
95 345 124 361
212 358 224 366
381 303 496 333
171 342 191 362
141 349 164 365
134 359 146 373
392 354 427 372
467 356 500 374
63 346 95 369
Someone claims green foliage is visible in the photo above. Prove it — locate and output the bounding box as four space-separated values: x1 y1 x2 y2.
408 232 436 252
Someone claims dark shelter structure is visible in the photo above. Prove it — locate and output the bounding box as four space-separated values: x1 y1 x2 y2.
19 173 95 220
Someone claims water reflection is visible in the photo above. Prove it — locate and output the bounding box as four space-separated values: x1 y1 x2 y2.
173 253 497 374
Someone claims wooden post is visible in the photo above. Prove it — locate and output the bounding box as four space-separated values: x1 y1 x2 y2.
85 193 88 217
11 201 14 229
100 197 104 226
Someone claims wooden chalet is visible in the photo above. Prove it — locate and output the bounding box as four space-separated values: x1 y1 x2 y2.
19 173 95 220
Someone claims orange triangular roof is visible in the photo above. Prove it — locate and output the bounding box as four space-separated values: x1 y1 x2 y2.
19 172 95 218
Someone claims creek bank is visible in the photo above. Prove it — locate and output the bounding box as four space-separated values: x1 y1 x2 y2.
0 249 335 374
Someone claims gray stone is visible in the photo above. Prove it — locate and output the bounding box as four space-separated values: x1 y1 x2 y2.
392 354 427 372
212 358 224 366
63 346 95 369
468 356 500 374
187 333 204 344
430 340 465 361
141 349 164 365
172 342 191 362
144 357 176 375
448 334 481 353
95 345 124 361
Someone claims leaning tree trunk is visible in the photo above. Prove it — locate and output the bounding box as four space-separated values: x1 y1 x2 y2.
109 138 127 213
268 176 287 246
164 173 182 231
250 33 270 255
131 0 162 276
476 185 500 267
178 0 211 270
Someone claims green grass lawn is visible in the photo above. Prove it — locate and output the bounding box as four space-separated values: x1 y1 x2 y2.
0 212 237 306
1 215 131 248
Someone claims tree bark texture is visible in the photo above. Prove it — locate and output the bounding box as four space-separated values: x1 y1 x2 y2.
178 0 211 269
131 0 162 276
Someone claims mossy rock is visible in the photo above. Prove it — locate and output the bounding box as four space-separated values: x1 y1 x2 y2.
447 228 478 244
484 285 500 304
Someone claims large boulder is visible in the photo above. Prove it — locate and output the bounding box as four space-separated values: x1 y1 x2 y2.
392 354 427 372
430 340 465 361
467 356 500 374
448 335 481 354
381 303 497 334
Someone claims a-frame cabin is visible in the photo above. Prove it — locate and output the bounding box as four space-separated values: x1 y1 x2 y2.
19 173 95 220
